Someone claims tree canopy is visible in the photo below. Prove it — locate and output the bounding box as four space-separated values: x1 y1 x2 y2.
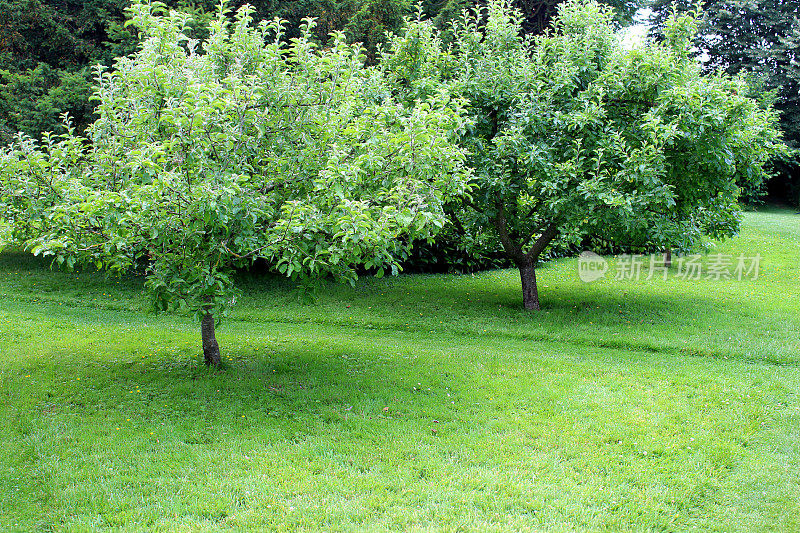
0 0 470 363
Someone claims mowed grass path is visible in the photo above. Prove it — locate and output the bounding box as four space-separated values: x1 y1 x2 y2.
1 208 798 531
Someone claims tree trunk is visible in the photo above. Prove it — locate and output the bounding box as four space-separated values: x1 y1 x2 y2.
664 247 672 268
490 209 557 312
519 263 541 311
201 312 221 366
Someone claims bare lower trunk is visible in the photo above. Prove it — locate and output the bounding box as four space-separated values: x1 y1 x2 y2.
201 312 221 366
664 248 672 268
490 209 557 312
519 263 540 311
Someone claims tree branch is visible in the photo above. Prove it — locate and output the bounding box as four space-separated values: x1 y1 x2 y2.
525 221 560 263
491 205 525 266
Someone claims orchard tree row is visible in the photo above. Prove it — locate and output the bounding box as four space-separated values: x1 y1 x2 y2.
0 0 785 362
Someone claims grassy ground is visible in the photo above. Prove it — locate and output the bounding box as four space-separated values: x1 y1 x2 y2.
1 208 798 532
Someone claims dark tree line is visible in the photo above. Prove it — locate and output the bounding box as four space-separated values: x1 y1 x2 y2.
0 0 638 142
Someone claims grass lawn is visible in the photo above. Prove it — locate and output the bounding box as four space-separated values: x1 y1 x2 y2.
1 208 799 532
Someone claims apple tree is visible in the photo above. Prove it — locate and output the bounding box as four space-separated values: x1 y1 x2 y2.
387 0 785 309
0 1 470 364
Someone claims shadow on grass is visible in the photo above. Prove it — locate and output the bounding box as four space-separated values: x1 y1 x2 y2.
0 245 765 323
3 245 796 366
11 326 456 442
